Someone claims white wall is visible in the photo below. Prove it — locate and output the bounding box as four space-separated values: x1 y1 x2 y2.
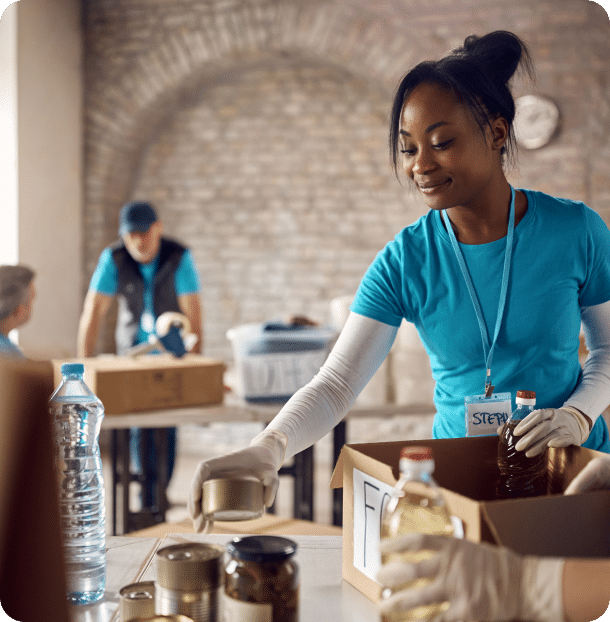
0 3 18 266
14 0 83 358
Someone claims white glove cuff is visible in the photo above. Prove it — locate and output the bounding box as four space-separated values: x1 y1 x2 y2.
519 556 566 622
250 429 288 469
562 405 591 444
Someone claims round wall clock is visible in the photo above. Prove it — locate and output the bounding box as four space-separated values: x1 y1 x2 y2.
514 94 560 150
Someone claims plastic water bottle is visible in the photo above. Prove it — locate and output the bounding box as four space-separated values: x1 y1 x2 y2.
497 390 548 498
50 363 106 604
380 446 454 622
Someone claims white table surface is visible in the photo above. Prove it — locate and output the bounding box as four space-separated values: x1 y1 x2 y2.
69 534 380 622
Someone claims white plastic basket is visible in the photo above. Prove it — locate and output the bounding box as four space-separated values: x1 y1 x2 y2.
227 323 337 402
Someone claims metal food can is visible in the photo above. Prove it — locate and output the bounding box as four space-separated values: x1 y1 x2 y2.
120 581 156 621
125 617 194 622
155 542 224 622
202 476 264 522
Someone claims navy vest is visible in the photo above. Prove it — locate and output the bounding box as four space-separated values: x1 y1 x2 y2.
111 238 186 354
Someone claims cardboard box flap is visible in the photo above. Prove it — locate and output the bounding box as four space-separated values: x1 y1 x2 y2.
482 490 610 558
330 442 400 490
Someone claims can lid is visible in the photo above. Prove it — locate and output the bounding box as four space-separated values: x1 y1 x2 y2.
120 581 156 619
516 390 536 400
120 581 155 600
61 363 84 376
226 535 297 563
155 543 223 590
400 446 433 461
202 476 264 522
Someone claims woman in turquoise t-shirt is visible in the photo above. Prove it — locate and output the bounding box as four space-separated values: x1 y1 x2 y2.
187 29 610 622
188 31 610 537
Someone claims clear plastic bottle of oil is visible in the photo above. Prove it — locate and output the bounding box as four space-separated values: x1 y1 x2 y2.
497 390 548 499
380 446 455 622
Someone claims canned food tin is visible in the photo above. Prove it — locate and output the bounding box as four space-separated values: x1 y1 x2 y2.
202 476 264 522
155 542 224 622
120 581 155 621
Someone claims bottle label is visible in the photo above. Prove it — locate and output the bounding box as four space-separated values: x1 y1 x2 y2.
465 392 512 437
224 595 272 621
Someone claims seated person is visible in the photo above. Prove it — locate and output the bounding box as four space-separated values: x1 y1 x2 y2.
0 265 36 358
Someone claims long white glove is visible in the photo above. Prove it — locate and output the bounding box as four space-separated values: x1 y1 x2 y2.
187 429 288 533
512 406 590 457
377 533 565 622
565 455 610 495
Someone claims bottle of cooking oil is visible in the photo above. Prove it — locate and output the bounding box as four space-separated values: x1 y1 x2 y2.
497 390 548 499
380 446 454 622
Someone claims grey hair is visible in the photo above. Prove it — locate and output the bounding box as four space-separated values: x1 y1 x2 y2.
0 265 35 320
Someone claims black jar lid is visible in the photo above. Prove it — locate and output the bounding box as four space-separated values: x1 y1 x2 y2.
226 535 297 563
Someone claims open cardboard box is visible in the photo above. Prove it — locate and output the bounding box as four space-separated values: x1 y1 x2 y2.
52 354 225 414
330 435 610 602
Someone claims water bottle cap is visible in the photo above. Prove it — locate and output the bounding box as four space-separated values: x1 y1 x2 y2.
61 363 84 375
400 446 433 461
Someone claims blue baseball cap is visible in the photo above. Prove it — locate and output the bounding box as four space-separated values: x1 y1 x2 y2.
119 201 158 235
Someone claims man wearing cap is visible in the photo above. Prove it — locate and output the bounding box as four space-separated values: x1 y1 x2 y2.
77 200 203 510
0 265 36 358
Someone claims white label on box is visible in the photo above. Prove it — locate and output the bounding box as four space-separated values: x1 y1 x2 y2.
352 468 396 582
238 350 327 398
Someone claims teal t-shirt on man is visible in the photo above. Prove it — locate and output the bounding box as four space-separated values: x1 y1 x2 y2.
351 189 610 452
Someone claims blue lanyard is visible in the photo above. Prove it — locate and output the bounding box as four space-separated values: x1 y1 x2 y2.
441 186 516 397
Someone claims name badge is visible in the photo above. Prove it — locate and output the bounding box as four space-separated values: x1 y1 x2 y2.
465 392 512 437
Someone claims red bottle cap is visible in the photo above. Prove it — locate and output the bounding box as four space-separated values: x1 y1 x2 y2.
516 390 536 400
400 446 433 461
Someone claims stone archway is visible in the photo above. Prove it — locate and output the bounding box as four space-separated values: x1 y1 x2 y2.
83 0 428 273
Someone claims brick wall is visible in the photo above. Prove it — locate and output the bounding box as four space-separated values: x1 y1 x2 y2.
83 0 610 360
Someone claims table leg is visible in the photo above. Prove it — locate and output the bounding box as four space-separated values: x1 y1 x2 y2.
332 420 346 526
112 428 131 536
293 446 314 521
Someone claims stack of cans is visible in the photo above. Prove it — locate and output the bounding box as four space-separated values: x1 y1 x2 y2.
155 543 224 622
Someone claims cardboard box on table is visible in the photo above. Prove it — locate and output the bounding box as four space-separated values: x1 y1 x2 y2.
330 435 610 602
52 354 225 414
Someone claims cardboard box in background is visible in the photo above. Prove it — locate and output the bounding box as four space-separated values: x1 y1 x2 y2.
52 354 225 414
330 435 610 602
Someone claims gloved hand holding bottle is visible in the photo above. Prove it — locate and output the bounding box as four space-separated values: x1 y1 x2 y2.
188 429 287 533
377 532 610 622
377 533 564 622
503 405 591 457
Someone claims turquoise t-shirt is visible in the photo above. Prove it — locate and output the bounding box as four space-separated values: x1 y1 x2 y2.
89 246 201 345
351 189 610 452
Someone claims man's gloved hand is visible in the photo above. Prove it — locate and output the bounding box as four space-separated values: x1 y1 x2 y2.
187 429 287 533
565 456 610 495
377 534 564 622
511 406 590 457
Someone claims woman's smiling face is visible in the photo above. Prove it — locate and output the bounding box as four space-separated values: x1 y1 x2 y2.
399 82 505 212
